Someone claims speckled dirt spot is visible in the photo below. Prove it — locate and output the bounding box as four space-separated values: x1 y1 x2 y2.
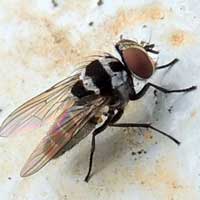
97 0 104 6
51 0 58 7
0 162 13 181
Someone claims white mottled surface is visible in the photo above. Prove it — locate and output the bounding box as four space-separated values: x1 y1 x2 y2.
0 0 200 199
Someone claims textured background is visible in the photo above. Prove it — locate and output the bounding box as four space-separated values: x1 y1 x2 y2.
0 0 200 199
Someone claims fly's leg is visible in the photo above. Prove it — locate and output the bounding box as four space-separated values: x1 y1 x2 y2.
84 121 108 182
130 82 196 100
156 58 179 70
84 134 95 182
84 110 116 182
143 44 159 54
109 109 124 123
110 123 180 145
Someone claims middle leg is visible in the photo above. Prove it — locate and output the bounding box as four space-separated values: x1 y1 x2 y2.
84 109 119 182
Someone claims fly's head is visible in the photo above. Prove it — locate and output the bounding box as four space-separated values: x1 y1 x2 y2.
115 39 159 79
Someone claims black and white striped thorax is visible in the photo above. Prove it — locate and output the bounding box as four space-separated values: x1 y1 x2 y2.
71 55 135 107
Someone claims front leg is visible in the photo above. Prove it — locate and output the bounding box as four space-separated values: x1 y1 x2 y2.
156 58 179 70
84 121 108 182
130 82 196 101
84 110 115 182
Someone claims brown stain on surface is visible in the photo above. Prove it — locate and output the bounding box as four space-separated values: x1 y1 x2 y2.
169 30 194 47
133 156 197 199
15 14 73 74
0 4 73 76
105 4 166 36
190 110 197 119
92 153 198 199
143 131 154 141
0 2 170 78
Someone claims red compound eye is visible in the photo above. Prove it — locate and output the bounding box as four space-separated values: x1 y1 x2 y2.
122 47 155 79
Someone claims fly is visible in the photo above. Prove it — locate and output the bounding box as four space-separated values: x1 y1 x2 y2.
0 38 196 182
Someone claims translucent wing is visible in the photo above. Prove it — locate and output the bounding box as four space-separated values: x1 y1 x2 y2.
20 96 109 177
0 72 81 137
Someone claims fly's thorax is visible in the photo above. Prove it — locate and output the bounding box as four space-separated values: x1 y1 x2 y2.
95 56 134 107
71 56 134 106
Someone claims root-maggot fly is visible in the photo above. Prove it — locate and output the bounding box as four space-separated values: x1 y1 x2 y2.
0 38 196 182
